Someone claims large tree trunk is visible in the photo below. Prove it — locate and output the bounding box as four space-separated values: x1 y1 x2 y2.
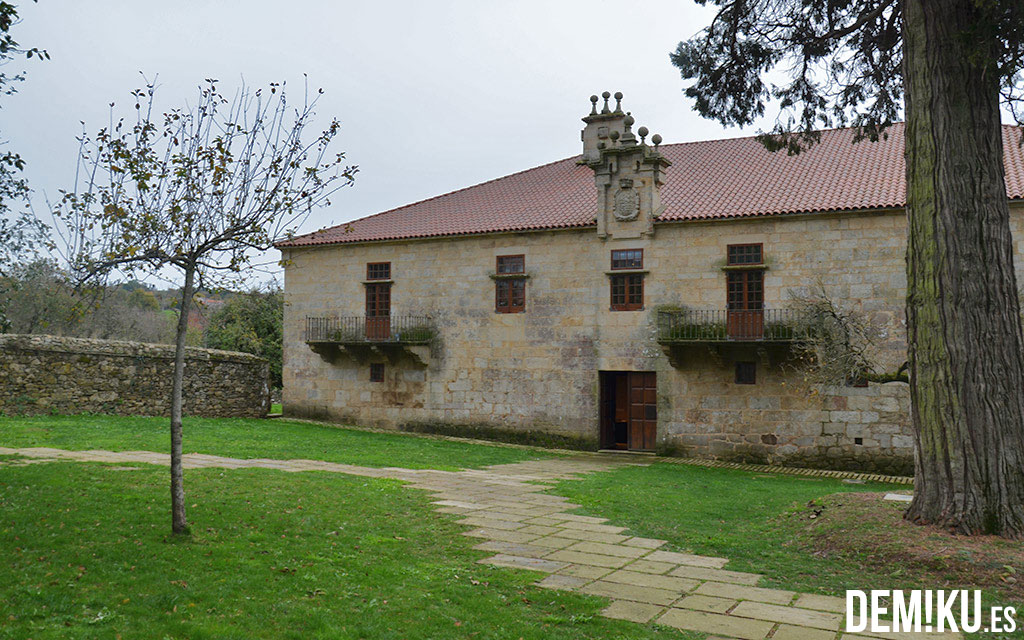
170 266 195 535
902 0 1024 538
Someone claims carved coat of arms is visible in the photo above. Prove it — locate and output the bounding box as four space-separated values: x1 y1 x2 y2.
613 186 640 221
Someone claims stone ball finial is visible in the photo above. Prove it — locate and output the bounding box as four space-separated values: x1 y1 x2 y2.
609 130 620 142
624 114 635 127
613 91 623 112
652 133 663 147
601 91 611 114
589 95 599 116
602 91 611 99
638 126 649 142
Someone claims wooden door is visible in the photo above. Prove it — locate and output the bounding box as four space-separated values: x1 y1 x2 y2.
727 270 764 339
627 372 657 451
365 283 391 340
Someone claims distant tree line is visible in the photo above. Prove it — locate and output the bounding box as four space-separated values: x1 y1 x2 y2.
1 258 284 388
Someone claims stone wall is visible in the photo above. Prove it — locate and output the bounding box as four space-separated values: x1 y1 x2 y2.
0 334 269 417
280 205 1024 473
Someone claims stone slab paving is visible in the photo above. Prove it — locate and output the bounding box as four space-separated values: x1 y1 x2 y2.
0 446 956 640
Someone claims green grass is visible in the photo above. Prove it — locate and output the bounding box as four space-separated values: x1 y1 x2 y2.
552 462 901 595
0 462 684 639
0 415 558 471
553 462 1024 640
270 403 282 414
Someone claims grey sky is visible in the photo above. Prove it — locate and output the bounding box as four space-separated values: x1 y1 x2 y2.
6 0 781 277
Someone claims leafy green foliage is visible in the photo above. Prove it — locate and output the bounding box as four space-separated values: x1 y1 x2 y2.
0 1 49 317
0 258 175 340
670 0 1023 151
204 286 283 387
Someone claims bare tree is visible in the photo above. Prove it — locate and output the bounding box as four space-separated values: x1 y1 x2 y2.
54 78 357 534
788 283 908 389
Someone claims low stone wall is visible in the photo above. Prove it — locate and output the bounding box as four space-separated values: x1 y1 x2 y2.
0 334 269 418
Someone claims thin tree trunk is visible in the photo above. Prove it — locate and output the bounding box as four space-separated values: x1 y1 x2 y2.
903 0 1024 538
170 266 195 535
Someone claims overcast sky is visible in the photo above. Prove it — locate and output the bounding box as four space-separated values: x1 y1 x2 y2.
6 0 782 282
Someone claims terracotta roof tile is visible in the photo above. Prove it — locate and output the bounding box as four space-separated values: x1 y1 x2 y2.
280 123 1024 247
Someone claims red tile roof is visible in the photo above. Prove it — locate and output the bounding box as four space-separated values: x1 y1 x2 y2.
279 123 1024 248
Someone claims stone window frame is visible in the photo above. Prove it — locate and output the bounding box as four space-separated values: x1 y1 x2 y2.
494 255 526 314
370 362 385 382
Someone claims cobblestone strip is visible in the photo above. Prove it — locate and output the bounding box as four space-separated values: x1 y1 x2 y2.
0 446 948 640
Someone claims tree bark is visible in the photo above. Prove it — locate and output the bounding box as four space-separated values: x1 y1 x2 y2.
170 265 195 535
903 0 1024 537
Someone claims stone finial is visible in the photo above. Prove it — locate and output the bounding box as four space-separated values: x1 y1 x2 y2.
609 129 620 144
638 126 649 143
601 91 611 114
620 113 637 146
589 95 599 116
614 91 623 113
652 133 662 148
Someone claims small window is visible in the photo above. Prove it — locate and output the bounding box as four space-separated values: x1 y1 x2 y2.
735 361 756 384
496 254 524 274
610 273 643 311
727 244 763 266
367 262 391 280
611 249 643 270
495 255 526 313
370 362 385 382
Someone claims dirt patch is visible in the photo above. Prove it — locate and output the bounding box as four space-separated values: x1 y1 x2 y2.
781 492 1024 602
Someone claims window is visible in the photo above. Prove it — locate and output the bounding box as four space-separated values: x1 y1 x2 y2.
365 280 391 340
727 243 763 266
611 249 643 270
727 271 764 311
496 255 524 275
610 273 643 311
725 244 765 339
370 362 385 382
735 361 756 384
366 262 391 280
495 255 526 313
610 249 643 311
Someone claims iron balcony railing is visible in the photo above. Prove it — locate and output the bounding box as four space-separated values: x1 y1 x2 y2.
657 308 810 343
305 315 436 345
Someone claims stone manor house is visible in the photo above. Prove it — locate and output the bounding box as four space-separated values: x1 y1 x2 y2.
277 93 1024 474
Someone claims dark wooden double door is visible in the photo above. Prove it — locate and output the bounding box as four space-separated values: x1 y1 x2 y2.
600 371 657 451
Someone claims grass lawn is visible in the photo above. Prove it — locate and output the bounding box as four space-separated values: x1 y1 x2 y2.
0 461 684 640
555 463 1024 637
0 414 558 471
270 403 282 414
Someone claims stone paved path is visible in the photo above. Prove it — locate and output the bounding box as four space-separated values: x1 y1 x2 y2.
0 446 956 640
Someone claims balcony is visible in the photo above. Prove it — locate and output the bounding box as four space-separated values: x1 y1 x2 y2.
305 315 436 366
657 309 808 343
657 309 808 366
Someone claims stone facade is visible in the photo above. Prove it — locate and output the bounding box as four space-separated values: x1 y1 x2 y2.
0 334 270 417
279 97 1024 474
